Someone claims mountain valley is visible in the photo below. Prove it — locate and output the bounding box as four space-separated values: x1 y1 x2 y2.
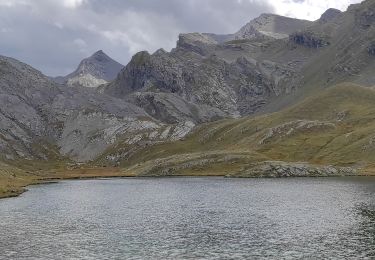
0 0 375 197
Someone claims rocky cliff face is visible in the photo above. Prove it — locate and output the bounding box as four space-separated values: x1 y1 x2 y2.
104 31 302 122
319 8 342 23
289 31 330 48
369 43 375 55
54 50 124 88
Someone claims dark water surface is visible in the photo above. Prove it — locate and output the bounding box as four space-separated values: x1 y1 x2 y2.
1 177 375 259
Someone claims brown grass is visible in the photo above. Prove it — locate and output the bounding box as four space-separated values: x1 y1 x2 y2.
0 166 136 199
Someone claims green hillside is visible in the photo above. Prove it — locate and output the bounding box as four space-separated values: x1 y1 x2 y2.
116 83 375 176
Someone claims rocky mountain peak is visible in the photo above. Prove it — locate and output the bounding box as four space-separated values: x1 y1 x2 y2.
75 50 123 80
90 49 111 61
53 50 124 88
93 49 105 55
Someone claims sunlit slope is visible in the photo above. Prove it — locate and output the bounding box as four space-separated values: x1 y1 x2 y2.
117 83 375 176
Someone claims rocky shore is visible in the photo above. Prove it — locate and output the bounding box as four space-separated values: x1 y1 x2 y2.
229 161 358 178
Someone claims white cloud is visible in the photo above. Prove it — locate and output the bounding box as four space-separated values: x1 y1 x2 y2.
73 38 88 53
63 0 86 9
1 27 12 33
0 0 28 7
53 22 64 29
268 0 363 20
91 10 179 56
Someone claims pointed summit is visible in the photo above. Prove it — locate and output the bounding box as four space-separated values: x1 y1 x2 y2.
54 50 124 88
91 49 105 57
90 50 111 61
94 49 105 55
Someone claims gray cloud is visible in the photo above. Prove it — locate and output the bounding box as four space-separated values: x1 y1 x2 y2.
0 0 274 76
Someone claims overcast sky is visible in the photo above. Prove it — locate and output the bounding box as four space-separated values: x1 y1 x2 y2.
0 0 363 76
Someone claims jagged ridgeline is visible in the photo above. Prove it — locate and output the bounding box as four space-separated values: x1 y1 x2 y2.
0 0 374 183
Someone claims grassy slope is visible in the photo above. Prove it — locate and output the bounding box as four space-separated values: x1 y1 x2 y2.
0 159 135 199
0 162 35 198
118 83 375 176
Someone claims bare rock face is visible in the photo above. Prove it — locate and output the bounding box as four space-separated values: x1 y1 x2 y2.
66 74 107 88
104 34 299 121
368 43 375 55
319 8 342 23
289 31 330 48
54 50 124 88
125 92 226 124
228 161 357 178
355 4 375 29
176 33 218 55
234 14 312 40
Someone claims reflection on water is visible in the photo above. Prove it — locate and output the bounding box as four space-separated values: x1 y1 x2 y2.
1 177 375 259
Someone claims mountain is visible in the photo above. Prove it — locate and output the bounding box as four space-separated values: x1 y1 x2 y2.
99 0 375 167
0 54 192 164
1 0 375 196
103 33 299 123
104 0 375 122
54 50 124 88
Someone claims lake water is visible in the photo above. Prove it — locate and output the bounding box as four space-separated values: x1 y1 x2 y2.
1 177 375 259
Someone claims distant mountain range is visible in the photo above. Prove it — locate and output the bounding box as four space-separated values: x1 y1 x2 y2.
0 0 374 189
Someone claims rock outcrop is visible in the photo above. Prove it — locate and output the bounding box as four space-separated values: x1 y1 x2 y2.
369 43 375 55
354 3 375 29
259 120 336 145
234 13 312 40
289 31 330 48
319 8 342 23
229 161 357 178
